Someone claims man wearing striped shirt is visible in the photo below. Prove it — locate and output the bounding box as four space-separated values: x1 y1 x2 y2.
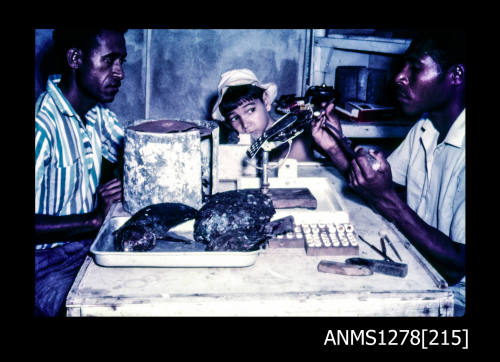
35 29 128 316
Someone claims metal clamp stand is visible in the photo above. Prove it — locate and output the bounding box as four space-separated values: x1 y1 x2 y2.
257 145 316 209
260 150 270 195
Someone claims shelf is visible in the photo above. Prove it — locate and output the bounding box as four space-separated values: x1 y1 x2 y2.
308 32 412 97
341 119 414 138
316 35 411 55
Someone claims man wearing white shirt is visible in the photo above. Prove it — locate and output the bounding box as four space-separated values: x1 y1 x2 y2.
311 30 466 316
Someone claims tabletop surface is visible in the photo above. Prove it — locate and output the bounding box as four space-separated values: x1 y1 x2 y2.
66 164 453 316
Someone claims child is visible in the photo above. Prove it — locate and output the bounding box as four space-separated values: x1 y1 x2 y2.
212 68 315 162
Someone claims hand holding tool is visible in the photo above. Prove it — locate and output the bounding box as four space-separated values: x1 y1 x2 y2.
322 121 356 160
322 121 381 171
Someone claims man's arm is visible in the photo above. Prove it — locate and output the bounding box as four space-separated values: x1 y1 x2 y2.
348 149 465 285
370 186 465 284
393 182 406 203
34 212 103 244
34 178 122 245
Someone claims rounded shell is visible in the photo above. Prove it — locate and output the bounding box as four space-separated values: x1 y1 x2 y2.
193 190 275 244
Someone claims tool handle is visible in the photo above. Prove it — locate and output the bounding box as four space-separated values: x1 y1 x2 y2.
318 260 373 276
380 237 387 260
379 233 403 262
345 258 408 278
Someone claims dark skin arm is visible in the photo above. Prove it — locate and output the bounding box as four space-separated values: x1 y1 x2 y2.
311 105 405 193
311 102 465 285
34 178 122 245
348 149 465 285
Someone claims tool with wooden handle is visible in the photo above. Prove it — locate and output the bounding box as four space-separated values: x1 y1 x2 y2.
317 260 373 276
345 257 408 278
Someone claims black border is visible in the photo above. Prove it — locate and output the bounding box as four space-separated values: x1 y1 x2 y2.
28 19 481 354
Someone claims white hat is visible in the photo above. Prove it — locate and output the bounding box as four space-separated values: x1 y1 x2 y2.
211 68 278 121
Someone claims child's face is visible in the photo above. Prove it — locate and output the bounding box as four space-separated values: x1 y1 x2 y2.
225 97 272 137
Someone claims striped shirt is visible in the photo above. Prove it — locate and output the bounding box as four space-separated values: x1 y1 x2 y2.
35 75 124 249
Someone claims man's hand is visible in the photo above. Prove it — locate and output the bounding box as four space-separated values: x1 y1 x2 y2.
347 148 395 202
347 148 465 285
96 178 122 220
311 102 341 153
34 178 123 245
311 102 349 172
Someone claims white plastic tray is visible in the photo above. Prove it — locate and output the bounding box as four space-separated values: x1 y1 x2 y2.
237 176 349 224
90 204 260 268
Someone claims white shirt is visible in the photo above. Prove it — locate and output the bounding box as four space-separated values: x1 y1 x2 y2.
387 110 465 315
387 109 465 245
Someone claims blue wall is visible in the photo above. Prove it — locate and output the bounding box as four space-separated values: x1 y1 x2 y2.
35 29 308 127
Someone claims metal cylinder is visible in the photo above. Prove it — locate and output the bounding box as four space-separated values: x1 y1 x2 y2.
260 150 270 194
122 120 218 214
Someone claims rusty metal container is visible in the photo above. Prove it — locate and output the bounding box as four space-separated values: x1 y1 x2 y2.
122 119 219 214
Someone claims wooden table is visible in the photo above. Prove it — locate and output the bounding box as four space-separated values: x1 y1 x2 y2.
66 164 453 317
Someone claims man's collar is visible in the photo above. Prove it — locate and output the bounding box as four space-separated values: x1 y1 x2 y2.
443 109 465 148
47 74 77 117
420 109 465 148
46 74 98 127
